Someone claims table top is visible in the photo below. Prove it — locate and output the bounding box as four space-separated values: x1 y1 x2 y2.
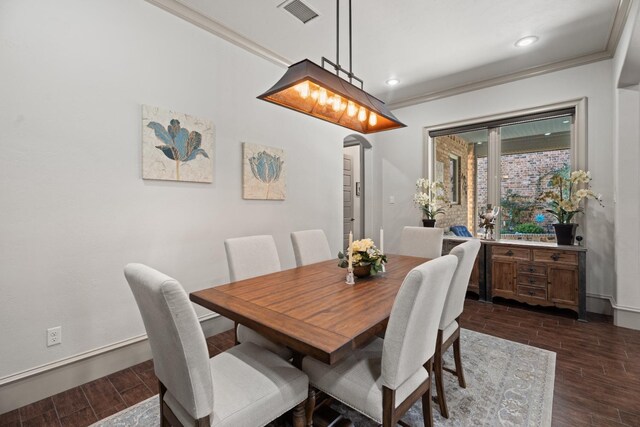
190 254 429 365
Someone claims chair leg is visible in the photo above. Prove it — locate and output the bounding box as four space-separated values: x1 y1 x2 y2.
434 336 449 418
159 381 169 427
233 321 239 345
305 387 316 427
422 358 434 427
293 400 306 427
453 336 466 388
381 386 396 427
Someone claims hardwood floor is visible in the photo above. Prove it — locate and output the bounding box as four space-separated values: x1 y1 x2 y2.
1 299 640 426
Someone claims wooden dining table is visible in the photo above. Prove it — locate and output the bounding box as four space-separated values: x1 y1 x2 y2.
190 254 430 366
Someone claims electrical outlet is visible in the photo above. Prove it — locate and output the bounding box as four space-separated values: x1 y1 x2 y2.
47 326 61 347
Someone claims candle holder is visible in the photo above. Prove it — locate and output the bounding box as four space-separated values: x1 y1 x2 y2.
345 267 355 285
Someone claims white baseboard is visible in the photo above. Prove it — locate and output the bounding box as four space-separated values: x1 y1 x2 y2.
587 292 640 330
586 293 614 315
0 314 233 415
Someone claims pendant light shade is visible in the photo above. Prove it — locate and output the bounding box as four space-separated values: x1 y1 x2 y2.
257 60 405 134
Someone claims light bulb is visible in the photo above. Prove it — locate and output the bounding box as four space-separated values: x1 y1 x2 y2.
332 95 341 111
347 102 357 117
311 90 319 100
296 81 309 99
318 88 327 105
358 107 367 122
340 101 347 111
369 113 377 126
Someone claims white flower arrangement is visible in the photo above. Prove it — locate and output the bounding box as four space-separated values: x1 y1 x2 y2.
413 178 450 219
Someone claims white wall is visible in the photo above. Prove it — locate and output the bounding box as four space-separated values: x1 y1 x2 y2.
612 0 640 329
343 145 362 239
0 0 348 381
372 60 615 303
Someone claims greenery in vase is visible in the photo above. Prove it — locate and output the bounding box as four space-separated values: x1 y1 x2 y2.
413 178 450 219
338 238 387 275
538 169 603 224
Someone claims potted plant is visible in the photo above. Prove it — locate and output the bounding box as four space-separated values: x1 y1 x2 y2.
538 169 603 245
413 178 450 227
338 238 387 277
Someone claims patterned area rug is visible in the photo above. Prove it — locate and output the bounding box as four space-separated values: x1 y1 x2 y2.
92 329 555 427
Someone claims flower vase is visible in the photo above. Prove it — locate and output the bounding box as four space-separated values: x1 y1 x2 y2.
422 219 436 227
553 223 578 245
353 264 372 278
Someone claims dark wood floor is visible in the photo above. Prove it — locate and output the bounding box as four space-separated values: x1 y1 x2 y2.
1 299 639 426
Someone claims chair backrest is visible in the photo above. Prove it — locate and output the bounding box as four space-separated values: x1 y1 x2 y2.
124 264 213 419
224 235 281 282
290 229 332 267
399 226 444 259
440 239 481 330
381 255 458 390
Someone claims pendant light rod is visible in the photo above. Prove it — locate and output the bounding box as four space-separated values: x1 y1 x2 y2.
349 0 353 83
321 0 363 89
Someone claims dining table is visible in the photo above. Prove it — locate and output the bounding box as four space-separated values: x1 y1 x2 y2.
190 254 430 366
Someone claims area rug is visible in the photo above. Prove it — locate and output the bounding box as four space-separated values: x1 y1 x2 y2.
92 329 555 427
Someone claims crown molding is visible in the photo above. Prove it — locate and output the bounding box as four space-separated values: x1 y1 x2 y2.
146 0 632 110
145 0 292 68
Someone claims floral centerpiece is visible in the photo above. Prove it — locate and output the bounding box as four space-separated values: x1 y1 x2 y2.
413 178 450 227
338 238 387 277
538 169 603 245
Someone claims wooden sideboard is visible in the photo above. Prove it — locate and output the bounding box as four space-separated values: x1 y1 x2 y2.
443 237 587 320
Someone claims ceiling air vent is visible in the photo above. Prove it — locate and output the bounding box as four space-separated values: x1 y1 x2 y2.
279 0 319 24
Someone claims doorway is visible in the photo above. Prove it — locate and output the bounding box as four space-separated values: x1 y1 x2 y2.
343 135 371 249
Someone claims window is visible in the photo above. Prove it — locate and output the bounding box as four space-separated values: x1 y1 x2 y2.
449 155 460 204
430 107 576 241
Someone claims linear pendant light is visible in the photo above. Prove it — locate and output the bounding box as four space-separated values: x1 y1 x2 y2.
257 0 405 134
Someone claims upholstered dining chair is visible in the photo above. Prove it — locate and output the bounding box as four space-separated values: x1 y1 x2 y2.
124 264 308 427
399 226 444 259
302 255 458 427
433 239 481 418
224 235 292 360
290 229 332 267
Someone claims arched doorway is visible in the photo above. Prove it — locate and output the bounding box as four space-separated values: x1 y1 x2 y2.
342 134 372 248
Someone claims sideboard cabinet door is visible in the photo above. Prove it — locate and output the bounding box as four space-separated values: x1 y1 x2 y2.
548 265 579 306
491 259 516 298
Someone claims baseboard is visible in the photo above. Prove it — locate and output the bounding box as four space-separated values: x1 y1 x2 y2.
0 314 233 415
586 293 614 315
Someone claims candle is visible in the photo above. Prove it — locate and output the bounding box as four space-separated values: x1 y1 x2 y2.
348 231 353 269
380 228 384 253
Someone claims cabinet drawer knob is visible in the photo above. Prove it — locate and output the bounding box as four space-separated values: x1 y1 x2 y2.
551 253 561 261
529 278 536 284
506 250 514 256
528 291 535 296
528 267 535 273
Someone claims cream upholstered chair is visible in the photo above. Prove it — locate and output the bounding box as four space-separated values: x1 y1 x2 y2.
290 229 332 267
224 235 292 360
124 264 308 427
433 239 481 418
399 226 444 259
302 255 458 427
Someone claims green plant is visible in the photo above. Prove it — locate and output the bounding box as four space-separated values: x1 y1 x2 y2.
500 190 538 232
514 223 544 234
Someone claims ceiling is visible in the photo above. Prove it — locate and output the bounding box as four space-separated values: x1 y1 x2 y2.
455 116 573 143
152 0 630 108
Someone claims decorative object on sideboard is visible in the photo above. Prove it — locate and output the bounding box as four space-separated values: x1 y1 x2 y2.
338 237 387 278
414 178 450 227
538 169 603 245
257 1 405 134
242 143 286 200
479 204 500 240
142 105 214 183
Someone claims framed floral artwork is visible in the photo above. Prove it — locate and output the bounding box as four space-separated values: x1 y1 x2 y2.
142 105 214 183
242 143 286 200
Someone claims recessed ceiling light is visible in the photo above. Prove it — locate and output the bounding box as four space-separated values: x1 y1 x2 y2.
545 132 551 136
386 78 399 86
515 36 539 47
